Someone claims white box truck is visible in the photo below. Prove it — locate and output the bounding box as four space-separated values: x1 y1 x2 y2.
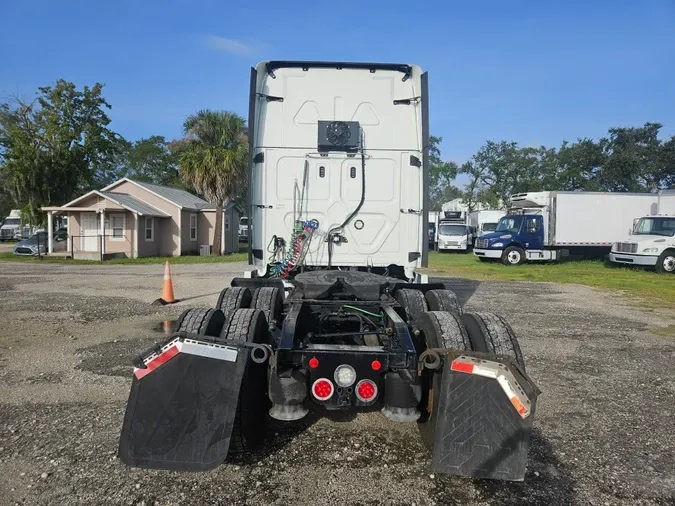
474 191 659 265
0 210 22 241
468 209 506 241
610 190 675 273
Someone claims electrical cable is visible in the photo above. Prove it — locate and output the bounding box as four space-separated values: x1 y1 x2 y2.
328 135 366 267
342 305 383 318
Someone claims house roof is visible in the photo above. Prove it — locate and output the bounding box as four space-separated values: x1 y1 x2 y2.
43 190 171 217
103 178 216 211
99 192 171 217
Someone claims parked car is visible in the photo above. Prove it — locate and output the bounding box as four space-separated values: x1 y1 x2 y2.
238 216 250 242
13 230 68 256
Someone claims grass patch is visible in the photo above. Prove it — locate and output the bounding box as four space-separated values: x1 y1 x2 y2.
0 251 248 265
650 325 675 338
425 252 675 309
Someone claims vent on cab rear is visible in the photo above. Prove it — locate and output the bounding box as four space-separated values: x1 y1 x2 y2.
318 121 360 153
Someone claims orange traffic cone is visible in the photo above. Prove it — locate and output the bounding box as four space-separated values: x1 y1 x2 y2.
161 261 176 304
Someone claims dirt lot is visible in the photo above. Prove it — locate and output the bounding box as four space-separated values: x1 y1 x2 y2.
0 261 673 506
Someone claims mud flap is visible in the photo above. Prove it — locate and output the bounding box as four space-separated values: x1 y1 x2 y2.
118 335 248 471
431 353 539 481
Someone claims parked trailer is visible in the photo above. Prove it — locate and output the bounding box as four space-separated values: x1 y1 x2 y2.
474 191 659 265
119 61 539 481
610 190 675 273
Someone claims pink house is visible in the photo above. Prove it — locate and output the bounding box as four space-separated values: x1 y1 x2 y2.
42 178 239 260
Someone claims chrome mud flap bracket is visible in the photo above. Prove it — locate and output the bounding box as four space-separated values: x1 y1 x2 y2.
431 352 540 481
118 334 249 471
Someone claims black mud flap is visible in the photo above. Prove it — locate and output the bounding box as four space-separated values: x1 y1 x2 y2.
431 353 539 481
119 335 248 471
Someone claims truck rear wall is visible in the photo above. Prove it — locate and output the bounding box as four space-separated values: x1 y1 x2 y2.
250 62 426 272
552 193 659 245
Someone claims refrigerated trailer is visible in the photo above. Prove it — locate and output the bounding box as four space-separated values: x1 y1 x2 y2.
474 191 659 265
118 61 539 481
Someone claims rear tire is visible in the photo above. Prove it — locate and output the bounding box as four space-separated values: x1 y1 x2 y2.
216 287 252 318
220 309 270 455
251 287 283 324
461 312 525 369
502 246 525 266
417 311 472 450
655 250 675 274
175 308 225 339
395 288 428 326
425 289 462 315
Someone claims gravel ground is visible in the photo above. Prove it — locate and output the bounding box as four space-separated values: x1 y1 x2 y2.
0 261 673 506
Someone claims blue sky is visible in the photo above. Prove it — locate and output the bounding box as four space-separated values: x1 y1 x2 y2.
1 0 674 168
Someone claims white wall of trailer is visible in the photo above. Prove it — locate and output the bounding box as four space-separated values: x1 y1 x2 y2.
552 193 659 246
250 62 425 274
469 210 506 234
657 190 675 215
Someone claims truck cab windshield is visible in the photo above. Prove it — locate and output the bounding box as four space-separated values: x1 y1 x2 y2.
482 223 498 233
439 224 467 236
634 217 675 237
496 216 523 233
3 218 20 226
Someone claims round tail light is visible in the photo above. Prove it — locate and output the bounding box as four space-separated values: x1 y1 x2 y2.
356 379 378 402
311 378 334 401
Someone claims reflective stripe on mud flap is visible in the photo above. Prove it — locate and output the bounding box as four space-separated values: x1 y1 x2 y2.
134 337 238 379
450 355 532 419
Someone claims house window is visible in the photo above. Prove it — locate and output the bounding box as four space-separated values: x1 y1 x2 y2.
190 214 197 241
224 214 230 230
110 214 125 240
145 217 154 242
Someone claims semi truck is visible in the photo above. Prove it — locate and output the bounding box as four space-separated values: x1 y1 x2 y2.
119 61 539 481
0 210 22 241
474 191 659 265
610 190 675 273
468 209 506 243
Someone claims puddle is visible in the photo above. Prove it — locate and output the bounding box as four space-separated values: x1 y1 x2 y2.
152 320 177 334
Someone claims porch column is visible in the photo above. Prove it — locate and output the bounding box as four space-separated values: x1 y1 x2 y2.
66 213 71 252
100 210 106 256
133 214 139 259
47 211 54 254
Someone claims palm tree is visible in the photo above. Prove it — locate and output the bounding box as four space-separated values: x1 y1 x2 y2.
178 110 248 255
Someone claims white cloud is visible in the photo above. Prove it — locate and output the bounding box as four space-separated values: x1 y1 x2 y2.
203 35 268 56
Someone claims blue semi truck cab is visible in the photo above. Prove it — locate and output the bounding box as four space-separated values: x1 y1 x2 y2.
473 213 557 265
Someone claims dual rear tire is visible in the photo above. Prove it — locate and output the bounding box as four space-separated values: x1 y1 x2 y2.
414 308 525 450
176 288 280 457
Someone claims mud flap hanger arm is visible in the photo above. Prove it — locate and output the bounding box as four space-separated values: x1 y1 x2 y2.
132 331 273 369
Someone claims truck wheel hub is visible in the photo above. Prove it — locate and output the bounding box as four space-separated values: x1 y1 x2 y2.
664 256 675 272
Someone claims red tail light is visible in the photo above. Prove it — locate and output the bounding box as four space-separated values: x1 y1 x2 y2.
356 379 378 402
311 378 334 401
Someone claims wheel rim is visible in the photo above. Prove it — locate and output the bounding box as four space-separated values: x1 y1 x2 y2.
664 255 675 272
507 251 521 264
